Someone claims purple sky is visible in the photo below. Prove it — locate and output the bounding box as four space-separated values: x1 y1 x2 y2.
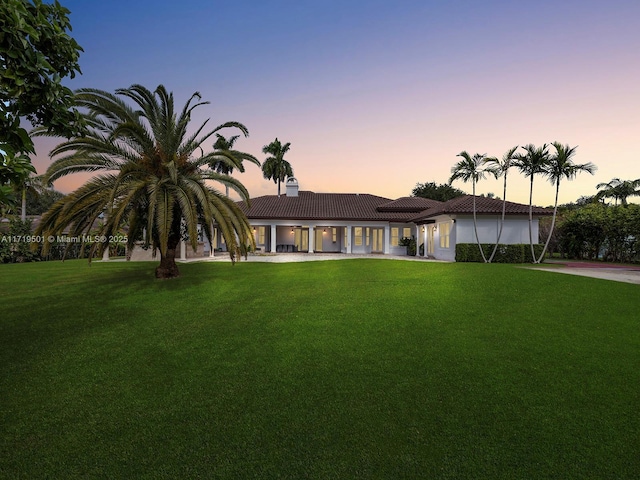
33 0 640 206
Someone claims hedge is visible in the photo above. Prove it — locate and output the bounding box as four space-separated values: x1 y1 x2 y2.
456 243 545 263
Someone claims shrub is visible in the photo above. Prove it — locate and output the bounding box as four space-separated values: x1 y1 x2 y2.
455 243 544 263
399 236 417 256
0 218 40 263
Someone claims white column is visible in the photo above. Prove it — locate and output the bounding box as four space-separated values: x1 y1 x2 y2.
180 240 186 260
308 224 315 253
270 224 277 252
423 225 428 258
384 225 390 254
346 226 352 254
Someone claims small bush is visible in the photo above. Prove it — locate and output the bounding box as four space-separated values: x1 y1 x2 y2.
0 218 40 263
399 236 417 256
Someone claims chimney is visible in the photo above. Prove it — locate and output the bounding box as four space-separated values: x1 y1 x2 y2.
285 177 299 197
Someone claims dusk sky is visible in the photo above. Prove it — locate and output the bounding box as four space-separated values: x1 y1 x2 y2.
32 0 640 206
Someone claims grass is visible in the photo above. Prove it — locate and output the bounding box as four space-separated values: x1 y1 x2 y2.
1 259 639 479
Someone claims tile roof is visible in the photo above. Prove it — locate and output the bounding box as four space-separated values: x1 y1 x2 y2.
238 191 424 222
376 197 442 212
411 195 553 223
238 192 551 224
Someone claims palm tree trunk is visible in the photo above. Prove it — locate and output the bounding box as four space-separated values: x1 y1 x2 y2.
537 180 560 263
472 182 487 263
277 179 281 197
528 175 536 263
488 173 508 263
21 187 27 222
155 234 181 279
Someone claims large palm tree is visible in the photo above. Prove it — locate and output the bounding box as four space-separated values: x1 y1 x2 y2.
261 138 293 197
538 142 596 263
596 178 640 206
35 84 255 278
450 151 489 263
484 146 519 263
209 133 260 197
513 143 550 263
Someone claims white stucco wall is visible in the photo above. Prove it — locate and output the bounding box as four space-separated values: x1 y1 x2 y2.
431 217 456 262
455 216 539 245
424 214 540 261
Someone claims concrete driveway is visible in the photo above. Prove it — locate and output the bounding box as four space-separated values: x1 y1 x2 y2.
528 261 640 285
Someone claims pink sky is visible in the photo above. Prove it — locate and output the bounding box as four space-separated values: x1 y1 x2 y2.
32 0 640 207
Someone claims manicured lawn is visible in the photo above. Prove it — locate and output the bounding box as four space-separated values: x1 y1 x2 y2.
1 259 638 479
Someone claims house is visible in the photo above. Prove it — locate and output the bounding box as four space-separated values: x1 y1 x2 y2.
206 178 552 262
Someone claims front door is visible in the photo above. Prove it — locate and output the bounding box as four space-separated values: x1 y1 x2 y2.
427 226 435 255
372 228 384 253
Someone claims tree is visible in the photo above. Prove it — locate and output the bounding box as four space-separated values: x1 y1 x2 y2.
537 143 596 262
0 0 84 159
484 146 519 263
411 181 466 201
262 138 293 197
557 203 607 260
596 178 640 206
0 152 36 219
513 143 550 263
26 181 65 215
35 84 255 279
209 133 260 197
449 151 490 263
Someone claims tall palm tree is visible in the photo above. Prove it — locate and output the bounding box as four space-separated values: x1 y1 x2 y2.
35 84 255 278
596 178 640 206
450 151 490 263
513 143 550 263
484 146 519 263
209 133 260 197
538 143 596 263
262 138 293 197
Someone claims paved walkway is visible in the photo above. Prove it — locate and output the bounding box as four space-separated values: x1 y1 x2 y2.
528 261 640 285
181 253 448 264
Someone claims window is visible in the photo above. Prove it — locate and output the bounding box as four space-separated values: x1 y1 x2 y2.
366 227 370 246
439 222 450 248
257 226 265 245
391 227 399 246
332 228 337 243
354 227 363 246
402 227 411 239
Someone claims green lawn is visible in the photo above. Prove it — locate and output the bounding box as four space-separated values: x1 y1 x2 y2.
1 259 638 479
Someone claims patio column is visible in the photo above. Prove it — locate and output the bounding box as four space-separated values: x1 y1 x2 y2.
270 224 277 253
308 224 315 253
180 239 186 260
383 225 390 254
423 225 427 258
346 226 352 254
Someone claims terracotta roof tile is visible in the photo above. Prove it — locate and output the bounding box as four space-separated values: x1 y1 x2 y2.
376 197 443 212
239 191 420 222
411 195 552 223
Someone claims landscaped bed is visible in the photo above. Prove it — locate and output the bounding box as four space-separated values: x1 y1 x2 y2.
1 259 638 478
